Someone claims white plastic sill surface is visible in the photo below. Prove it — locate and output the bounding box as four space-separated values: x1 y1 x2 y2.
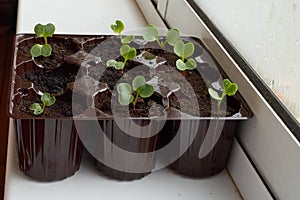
5 1 242 199
16 0 147 34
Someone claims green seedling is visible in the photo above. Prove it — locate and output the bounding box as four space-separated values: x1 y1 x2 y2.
208 79 238 112
29 92 56 115
143 24 180 48
106 44 137 72
174 39 197 74
30 23 56 57
117 75 154 108
111 20 134 44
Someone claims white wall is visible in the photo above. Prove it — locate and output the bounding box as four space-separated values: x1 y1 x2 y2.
194 0 300 122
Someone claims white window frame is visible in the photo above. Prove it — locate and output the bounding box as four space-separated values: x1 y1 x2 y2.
136 1 300 200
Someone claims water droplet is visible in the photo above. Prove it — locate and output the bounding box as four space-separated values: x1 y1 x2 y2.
256 44 262 49
269 79 275 89
195 56 205 63
268 37 273 42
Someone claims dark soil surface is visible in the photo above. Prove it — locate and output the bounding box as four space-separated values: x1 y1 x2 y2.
33 37 80 70
91 62 152 90
94 90 165 118
15 89 86 117
23 63 80 95
10 35 244 118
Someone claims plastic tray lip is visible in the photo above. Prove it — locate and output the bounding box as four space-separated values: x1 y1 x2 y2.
9 116 251 120
8 34 253 120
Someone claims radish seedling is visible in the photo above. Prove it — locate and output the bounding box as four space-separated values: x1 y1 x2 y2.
143 24 180 48
174 39 197 74
111 20 134 44
208 79 238 112
30 92 56 115
30 23 55 57
117 75 154 108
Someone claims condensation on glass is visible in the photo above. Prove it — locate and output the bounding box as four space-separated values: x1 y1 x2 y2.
194 0 300 122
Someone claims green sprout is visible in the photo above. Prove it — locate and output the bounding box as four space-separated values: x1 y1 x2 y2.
106 44 137 72
111 20 134 44
30 23 56 57
143 24 180 48
117 75 154 108
208 79 238 112
29 92 56 115
174 39 197 74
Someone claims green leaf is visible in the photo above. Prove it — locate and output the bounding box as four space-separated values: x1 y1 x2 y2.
34 23 55 37
117 83 132 94
174 40 194 59
106 59 124 70
174 40 184 58
30 44 42 57
176 59 186 71
166 28 180 46
121 35 134 44
185 58 197 70
223 79 238 96
43 23 56 37
41 44 52 57
29 103 44 115
120 45 136 61
111 20 124 34
132 75 146 91
139 84 154 98
208 88 222 101
115 62 125 70
117 83 133 105
184 42 194 58
143 24 158 42
118 92 134 105
106 59 117 67
34 24 44 37
41 92 56 107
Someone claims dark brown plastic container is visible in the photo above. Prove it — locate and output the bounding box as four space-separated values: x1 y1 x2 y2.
94 119 161 180
8 35 85 182
14 119 83 181
168 118 239 177
8 34 252 181
165 94 252 178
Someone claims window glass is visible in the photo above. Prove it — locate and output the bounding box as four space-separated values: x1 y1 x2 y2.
193 0 300 122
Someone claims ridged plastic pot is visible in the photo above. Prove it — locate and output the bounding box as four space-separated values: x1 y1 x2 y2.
169 119 239 177
14 119 83 181
96 119 161 180
75 118 166 181
8 35 85 182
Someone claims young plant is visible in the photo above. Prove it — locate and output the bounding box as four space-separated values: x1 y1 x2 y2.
30 23 56 57
143 24 180 48
117 75 154 108
208 79 238 112
174 39 197 74
111 20 134 44
29 92 56 115
106 44 137 72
